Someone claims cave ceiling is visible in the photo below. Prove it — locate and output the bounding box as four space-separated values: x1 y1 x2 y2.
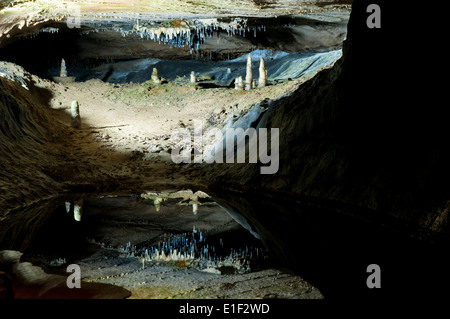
0 1 352 60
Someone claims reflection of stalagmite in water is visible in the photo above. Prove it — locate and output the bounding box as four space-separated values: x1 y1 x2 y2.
192 193 199 215
192 203 198 215
71 100 81 129
74 199 83 222
258 57 267 88
245 54 253 91
190 71 197 83
65 202 71 213
154 197 163 212
151 67 161 84
60 58 67 77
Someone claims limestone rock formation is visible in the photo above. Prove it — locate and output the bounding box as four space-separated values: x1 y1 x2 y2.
234 76 244 90
151 67 161 84
60 58 67 77
245 54 253 91
258 57 267 88
190 71 196 83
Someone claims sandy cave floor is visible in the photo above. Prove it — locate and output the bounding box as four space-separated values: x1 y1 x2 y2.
3 73 324 299
46 76 301 160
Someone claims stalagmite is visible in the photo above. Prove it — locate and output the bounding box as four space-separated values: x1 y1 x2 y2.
235 76 244 90
245 54 253 90
190 71 196 83
151 67 161 84
258 57 267 88
74 199 83 222
71 100 81 129
60 58 67 77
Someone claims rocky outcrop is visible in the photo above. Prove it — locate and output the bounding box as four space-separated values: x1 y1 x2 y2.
203 0 450 236
0 63 67 250
0 64 62 209
198 0 450 298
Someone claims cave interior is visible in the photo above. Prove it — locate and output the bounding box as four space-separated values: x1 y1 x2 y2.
0 0 449 301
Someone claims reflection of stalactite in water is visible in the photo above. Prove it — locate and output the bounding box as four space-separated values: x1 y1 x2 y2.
119 226 269 274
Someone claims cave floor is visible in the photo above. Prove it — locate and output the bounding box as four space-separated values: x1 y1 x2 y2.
45 75 301 162
1 64 324 299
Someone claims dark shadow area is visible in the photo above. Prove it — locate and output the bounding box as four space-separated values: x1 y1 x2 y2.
209 188 450 299
0 25 85 77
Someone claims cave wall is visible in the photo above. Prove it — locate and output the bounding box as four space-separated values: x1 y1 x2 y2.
0 64 66 250
0 65 62 209
200 0 450 297
203 0 450 234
